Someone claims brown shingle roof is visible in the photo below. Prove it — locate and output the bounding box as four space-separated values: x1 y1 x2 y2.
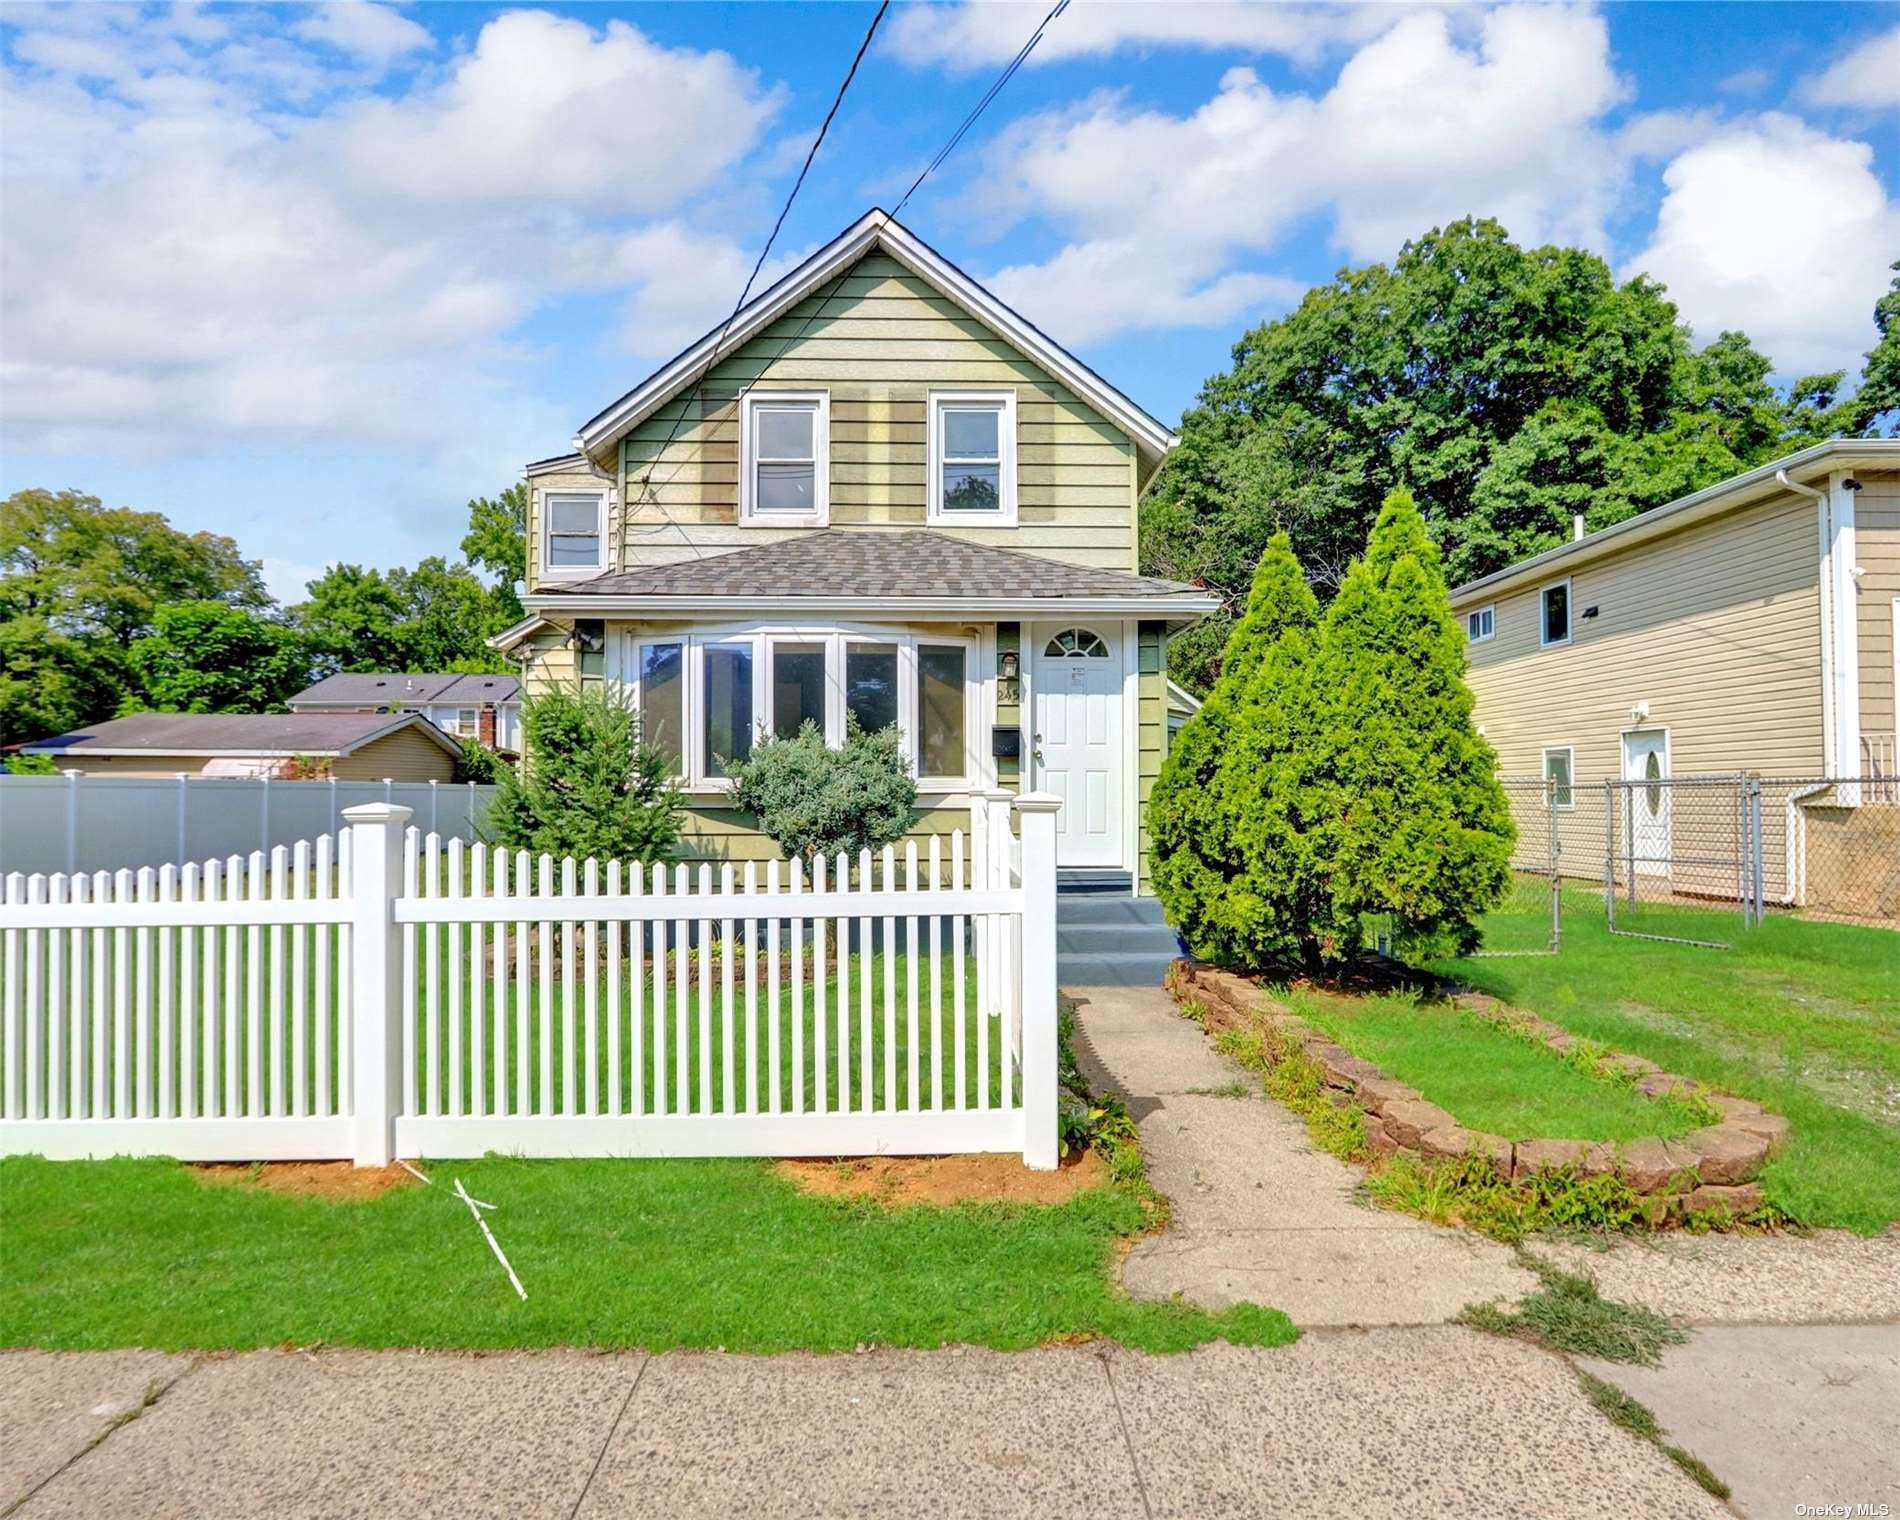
288 672 520 708
22 712 459 757
536 531 1199 602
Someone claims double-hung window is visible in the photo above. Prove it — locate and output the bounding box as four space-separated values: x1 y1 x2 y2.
928 390 1016 525
1542 746 1576 810
543 491 604 576
1540 580 1571 647
740 391 828 526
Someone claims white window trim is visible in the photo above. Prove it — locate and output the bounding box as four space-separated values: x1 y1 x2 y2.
1541 744 1577 811
738 389 830 528
1539 578 1573 648
541 489 608 579
1465 604 1496 644
927 388 1017 527
625 621 980 793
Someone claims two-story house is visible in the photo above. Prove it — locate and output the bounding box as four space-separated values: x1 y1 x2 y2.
492 209 1216 894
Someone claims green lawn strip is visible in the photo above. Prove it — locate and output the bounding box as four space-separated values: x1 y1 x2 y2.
0 1153 1294 1353
1284 988 1696 1143
1431 886 1900 1234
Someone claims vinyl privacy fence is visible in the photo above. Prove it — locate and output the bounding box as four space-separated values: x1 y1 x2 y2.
0 773 496 877
0 792 1063 1168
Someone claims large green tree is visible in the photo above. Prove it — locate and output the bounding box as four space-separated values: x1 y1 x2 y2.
1145 219 1880 693
0 489 270 742
290 557 512 675
126 602 312 715
462 482 527 624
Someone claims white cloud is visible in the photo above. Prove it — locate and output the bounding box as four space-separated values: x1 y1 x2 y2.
261 556 333 603
1800 21 1900 111
292 3 433 67
886 0 1382 71
973 7 1628 344
0 7 783 457
1625 115 1900 375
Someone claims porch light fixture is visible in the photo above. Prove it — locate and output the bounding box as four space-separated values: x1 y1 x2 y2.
998 648 1020 702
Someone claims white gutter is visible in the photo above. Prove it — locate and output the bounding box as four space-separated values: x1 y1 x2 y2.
517 593 1221 619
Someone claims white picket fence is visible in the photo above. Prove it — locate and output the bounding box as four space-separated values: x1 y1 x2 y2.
0 791 1062 1168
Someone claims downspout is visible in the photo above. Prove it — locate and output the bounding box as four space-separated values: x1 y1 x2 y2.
1779 469 1837 777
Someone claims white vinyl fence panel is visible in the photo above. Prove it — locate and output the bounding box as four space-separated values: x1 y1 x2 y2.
0 773 495 876
0 792 1063 1168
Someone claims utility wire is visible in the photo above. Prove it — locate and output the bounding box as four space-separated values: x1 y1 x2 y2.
627 0 889 544
893 0 1070 215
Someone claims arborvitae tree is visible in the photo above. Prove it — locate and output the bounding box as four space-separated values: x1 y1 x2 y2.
1149 532 1318 965
489 686 682 864
1306 489 1514 959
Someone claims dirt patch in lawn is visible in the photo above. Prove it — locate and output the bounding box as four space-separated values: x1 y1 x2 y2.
776 1148 1107 1207
192 1160 423 1200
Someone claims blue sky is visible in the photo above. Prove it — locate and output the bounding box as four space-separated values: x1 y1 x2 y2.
3 1 1897 601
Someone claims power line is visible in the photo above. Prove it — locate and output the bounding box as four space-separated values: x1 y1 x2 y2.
627 0 889 545
893 0 1069 215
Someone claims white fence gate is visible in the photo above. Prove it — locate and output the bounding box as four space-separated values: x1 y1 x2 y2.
0 792 1062 1168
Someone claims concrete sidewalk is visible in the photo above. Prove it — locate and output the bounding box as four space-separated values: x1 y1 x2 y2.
2 1333 1725 1520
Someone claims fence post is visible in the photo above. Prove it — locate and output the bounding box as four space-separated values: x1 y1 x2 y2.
1014 791 1061 1170
343 803 411 1167
466 779 477 842
260 775 271 855
429 778 439 835
63 769 79 874
176 773 189 864
1602 780 1616 930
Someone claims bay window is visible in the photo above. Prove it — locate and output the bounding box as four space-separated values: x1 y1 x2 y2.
929 390 1016 525
740 391 828 526
628 627 977 789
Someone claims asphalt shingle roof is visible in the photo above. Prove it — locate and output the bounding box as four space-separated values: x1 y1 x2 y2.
537 531 1200 601
288 672 520 707
24 713 452 756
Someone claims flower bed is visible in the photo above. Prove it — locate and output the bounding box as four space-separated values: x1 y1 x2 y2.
1169 960 1791 1223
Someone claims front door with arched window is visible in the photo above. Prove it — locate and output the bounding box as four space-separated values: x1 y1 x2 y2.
1030 623 1123 868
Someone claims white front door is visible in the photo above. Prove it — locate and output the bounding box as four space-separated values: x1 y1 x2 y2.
1621 729 1670 876
1031 624 1123 868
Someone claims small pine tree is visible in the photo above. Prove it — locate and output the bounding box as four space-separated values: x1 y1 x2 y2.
1306 488 1515 958
1149 532 1319 964
488 685 682 863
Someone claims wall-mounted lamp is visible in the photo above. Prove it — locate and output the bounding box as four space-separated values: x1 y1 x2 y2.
1581 605 1600 620
998 648 1021 703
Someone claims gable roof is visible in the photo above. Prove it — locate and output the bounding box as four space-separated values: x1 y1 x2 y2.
1450 437 1900 605
517 530 1216 619
21 712 464 760
289 672 521 708
573 208 1178 478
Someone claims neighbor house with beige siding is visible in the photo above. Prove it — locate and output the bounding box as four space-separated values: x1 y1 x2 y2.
1451 438 1900 907
493 210 1216 893
19 712 463 781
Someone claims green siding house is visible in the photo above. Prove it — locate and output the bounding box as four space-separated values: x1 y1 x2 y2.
494 209 1214 894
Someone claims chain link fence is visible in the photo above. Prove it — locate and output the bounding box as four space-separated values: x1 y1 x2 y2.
1489 773 1898 951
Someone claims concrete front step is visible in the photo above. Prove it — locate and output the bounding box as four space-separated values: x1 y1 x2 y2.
1056 950 1177 988
1057 924 1182 955
1055 895 1172 927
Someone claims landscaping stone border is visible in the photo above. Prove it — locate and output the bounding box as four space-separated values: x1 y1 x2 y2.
1167 960 1791 1222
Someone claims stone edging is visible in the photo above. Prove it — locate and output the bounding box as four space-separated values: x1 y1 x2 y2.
1168 959 1790 1222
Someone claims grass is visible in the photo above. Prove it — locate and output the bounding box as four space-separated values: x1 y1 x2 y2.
1457 1262 1686 1365
1283 986 1698 1143
0 1153 1291 1353
1431 882 1900 1233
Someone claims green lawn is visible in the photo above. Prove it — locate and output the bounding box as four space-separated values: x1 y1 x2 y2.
0 1153 1295 1354
1285 988 1700 1143
1428 883 1900 1234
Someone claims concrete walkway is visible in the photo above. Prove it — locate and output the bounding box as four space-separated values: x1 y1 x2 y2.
1067 983 1536 1326
3 1335 1727 1520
